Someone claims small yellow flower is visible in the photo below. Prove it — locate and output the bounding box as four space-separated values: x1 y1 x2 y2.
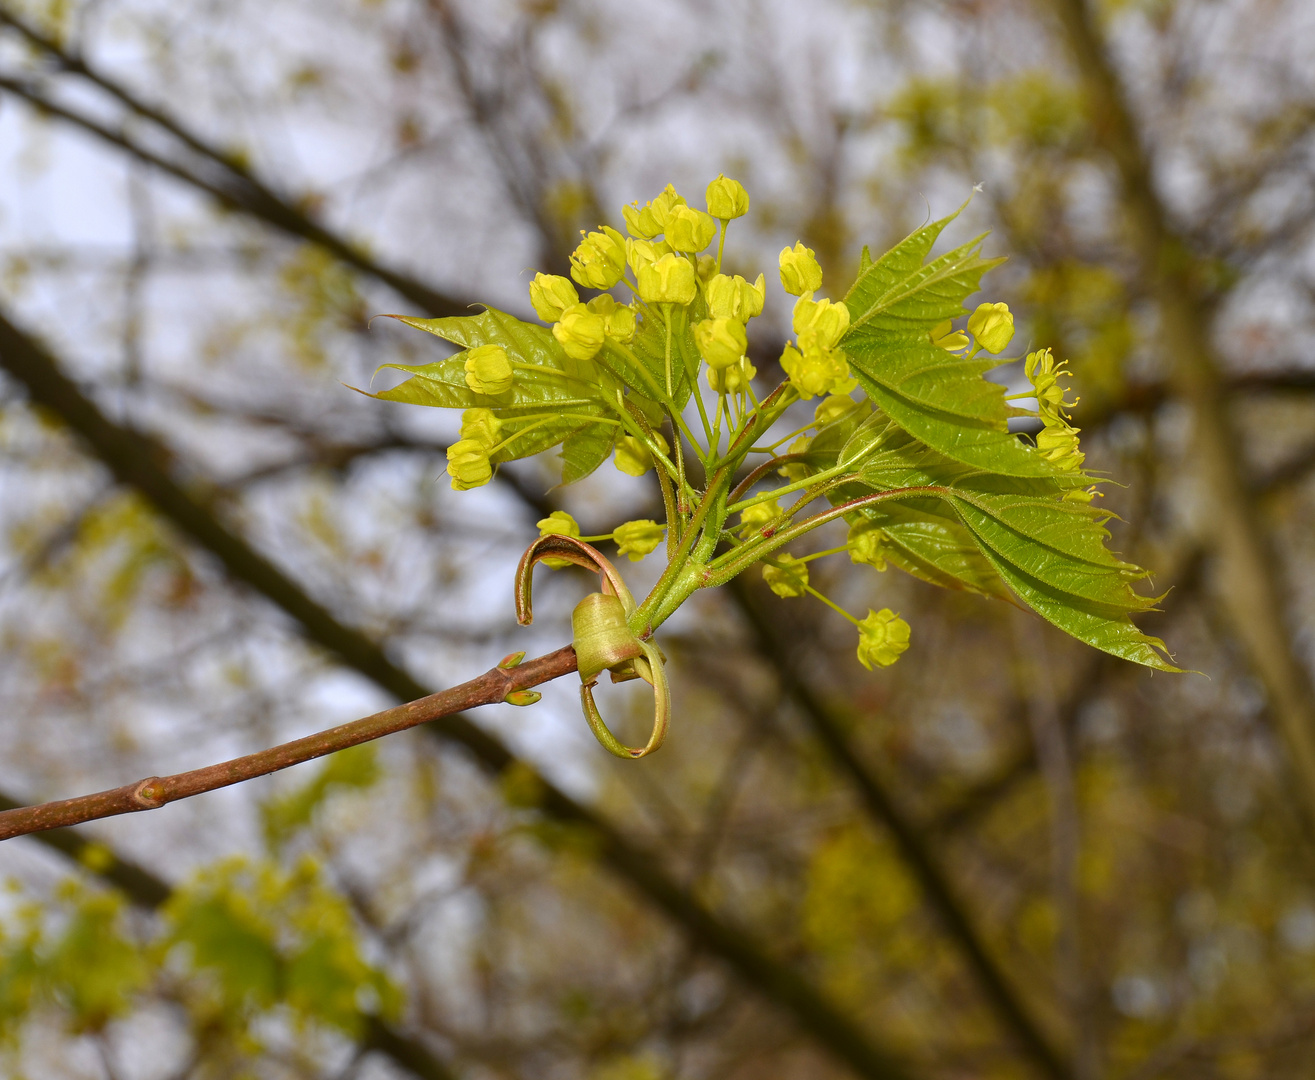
705 174 750 220
779 241 823 296
528 272 579 324
552 303 607 361
929 319 970 352
967 302 1014 354
463 344 514 396
847 519 889 571
792 294 850 350
856 608 910 669
763 554 809 598
636 252 697 306
738 498 782 539
696 253 718 284
446 439 492 490
706 357 756 394
537 509 581 540
779 435 813 482
569 226 628 290
694 317 748 370
814 394 859 428
704 272 765 322
779 341 851 400
614 430 669 477
625 237 673 277
586 293 637 342
622 184 686 239
613 519 664 561
459 408 502 449
665 205 717 253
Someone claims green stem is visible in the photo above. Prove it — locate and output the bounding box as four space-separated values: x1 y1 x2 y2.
663 305 674 399
804 585 862 626
725 462 856 516
715 219 727 274
799 545 851 563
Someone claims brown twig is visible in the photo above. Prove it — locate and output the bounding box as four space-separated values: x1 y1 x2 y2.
0 647 577 842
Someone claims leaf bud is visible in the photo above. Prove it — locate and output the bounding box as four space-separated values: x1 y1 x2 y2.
664 205 717 253
967 301 1014 354
586 294 636 342
856 608 910 670
529 272 579 324
636 252 697 306
625 237 673 277
792 294 850 350
537 509 582 568
460 407 502 449
929 319 969 352
613 519 664 561
763 554 809 598
694 316 748 370
814 394 859 428
552 302 607 361
738 498 782 539
572 591 643 681
705 174 750 220
614 430 669 477
463 344 514 396
704 272 765 322
569 226 628 290
706 357 756 394
779 241 823 296
847 519 890 570
505 690 542 706
446 438 493 490
622 183 686 239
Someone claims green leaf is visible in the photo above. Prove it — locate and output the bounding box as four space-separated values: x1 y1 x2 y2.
839 208 1073 478
561 423 617 486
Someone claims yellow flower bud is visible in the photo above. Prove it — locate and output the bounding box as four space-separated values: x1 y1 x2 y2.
613 519 664 561
705 174 750 220
569 225 628 290
704 273 765 322
763 554 809 598
856 608 910 669
622 183 686 239
967 301 1014 354
614 430 669 477
446 438 492 490
536 510 581 569
847 519 889 570
460 407 502 449
738 498 781 539
814 394 858 428
929 319 969 352
696 254 718 284
694 316 747 370
779 241 823 296
779 341 851 400
537 509 581 540
625 237 672 277
706 357 756 394
664 205 717 253
779 435 813 482
463 344 514 396
552 302 607 361
792 294 851 350
528 272 579 324
586 294 636 342
636 252 697 306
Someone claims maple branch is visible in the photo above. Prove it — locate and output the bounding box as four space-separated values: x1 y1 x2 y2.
0 647 577 842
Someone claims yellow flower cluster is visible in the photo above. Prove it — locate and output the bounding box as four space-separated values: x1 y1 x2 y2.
775 245 856 400
1025 347 1085 475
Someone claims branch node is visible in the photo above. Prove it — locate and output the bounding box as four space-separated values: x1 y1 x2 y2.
131 778 165 809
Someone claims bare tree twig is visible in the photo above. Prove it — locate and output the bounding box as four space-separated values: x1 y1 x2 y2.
0 646 576 842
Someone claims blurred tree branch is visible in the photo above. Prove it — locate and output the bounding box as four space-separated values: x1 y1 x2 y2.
1044 0 1315 837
